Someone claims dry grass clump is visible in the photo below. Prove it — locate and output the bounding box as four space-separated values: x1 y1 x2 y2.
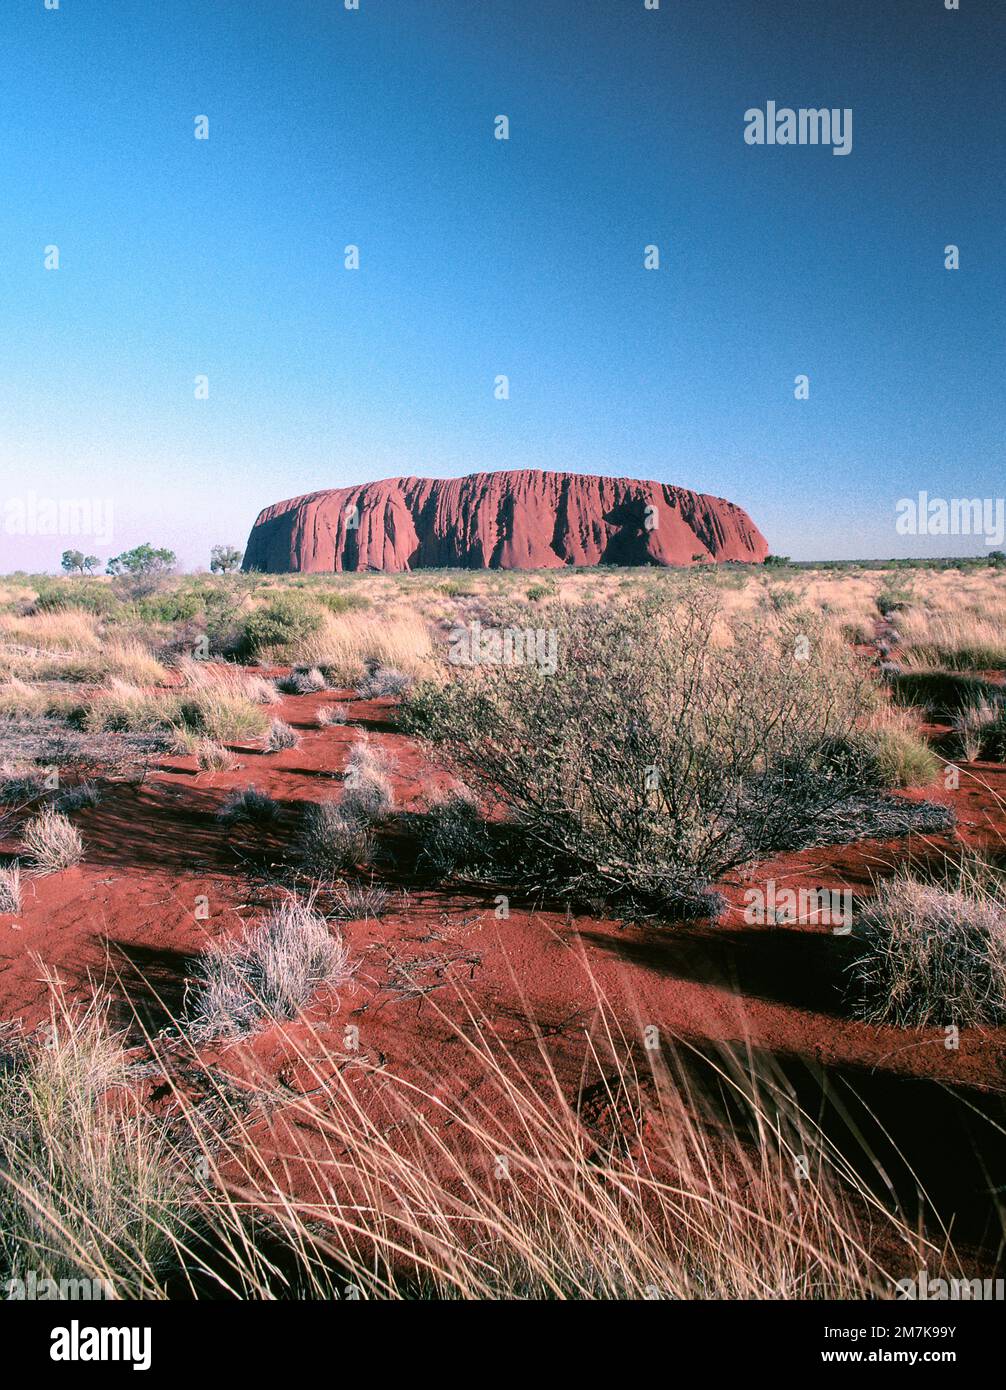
194 739 236 772
331 878 391 920
0 608 103 652
0 975 979 1300
175 688 270 744
21 807 84 874
356 662 412 699
0 719 166 783
316 703 347 727
302 611 434 686
341 739 395 822
885 668 1000 718
187 896 352 1038
0 864 21 914
952 696 1006 761
0 678 50 720
97 639 169 686
279 666 328 695
858 722 941 788
0 637 167 686
0 991 190 1297
297 802 374 874
85 679 179 733
848 860 1006 1028
173 656 281 705
217 786 281 827
264 718 300 752
0 760 48 804
242 674 284 704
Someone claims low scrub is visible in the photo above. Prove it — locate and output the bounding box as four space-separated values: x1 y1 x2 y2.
239 595 323 659
847 862 1006 1028
404 595 890 910
187 896 352 1037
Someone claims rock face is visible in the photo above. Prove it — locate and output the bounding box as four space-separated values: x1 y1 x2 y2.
242 470 769 572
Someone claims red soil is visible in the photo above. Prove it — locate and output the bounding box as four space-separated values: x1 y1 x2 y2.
2 682 1005 1258
242 470 770 572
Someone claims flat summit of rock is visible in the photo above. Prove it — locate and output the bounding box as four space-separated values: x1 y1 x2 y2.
242 469 769 572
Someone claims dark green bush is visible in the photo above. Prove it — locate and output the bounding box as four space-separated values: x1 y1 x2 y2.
239 595 323 656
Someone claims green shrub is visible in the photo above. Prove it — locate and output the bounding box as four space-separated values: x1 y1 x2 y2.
240 596 323 656
315 591 371 615
860 726 941 788
136 589 204 624
174 689 269 744
33 582 120 618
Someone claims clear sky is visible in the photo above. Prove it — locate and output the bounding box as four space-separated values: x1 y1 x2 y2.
1 0 1002 571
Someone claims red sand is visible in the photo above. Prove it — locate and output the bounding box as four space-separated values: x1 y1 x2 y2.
2 681 1005 1257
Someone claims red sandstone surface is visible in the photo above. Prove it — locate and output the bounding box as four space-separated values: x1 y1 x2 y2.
242 470 770 572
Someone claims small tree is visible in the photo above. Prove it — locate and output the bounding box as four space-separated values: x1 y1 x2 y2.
83 555 99 575
106 544 176 578
210 544 243 574
61 549 86 575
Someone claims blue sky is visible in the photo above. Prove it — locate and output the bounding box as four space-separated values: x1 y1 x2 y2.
1 0 1002 570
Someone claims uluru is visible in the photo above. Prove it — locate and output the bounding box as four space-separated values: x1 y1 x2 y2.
242 470 770 572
